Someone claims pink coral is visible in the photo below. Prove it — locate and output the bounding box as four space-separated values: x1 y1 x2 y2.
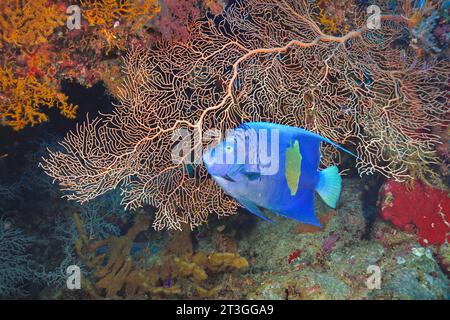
379 180 450 246
156 0 201 42
322 234 340 253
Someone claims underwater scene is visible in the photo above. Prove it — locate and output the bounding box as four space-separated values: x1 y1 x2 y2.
0 0 449 301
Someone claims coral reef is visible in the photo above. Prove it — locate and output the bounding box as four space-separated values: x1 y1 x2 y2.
379 179 450 246
41 0 449 230
0 0 223 131
239 179 448 300
1 136 449 299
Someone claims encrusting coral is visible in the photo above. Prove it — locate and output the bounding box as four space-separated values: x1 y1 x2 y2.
174 251 249 298
379 179 450 246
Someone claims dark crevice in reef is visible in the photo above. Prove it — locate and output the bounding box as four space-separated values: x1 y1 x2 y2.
0 80 116 181
360 172 385 240
57 80 117 132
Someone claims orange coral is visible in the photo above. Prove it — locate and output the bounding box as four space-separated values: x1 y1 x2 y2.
0 67 77 131
74 212 167 298
81 0 160 27
0 0 65 51
0 1 79 131
174 251 249 298
80 0 161 52
318 10 339 34
316 0 356 35
74 213 249 299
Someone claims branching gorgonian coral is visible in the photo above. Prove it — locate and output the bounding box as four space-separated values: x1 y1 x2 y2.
41 0 449 230
0 67 78 130
0 217 35 297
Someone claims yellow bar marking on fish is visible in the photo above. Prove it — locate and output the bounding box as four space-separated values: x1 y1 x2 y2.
285 140 302 196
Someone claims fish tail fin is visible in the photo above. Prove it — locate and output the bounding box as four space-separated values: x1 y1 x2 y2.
316 166 342 209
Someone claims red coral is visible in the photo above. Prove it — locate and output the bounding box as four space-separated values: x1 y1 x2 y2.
287 249 301 264
379 179 450 246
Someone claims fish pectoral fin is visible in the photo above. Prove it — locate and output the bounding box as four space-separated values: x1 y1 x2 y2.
222 174 236 182
271 190 322 227
243 171 261 181
237 197 274 223
227 164 260 181
227 163 245 178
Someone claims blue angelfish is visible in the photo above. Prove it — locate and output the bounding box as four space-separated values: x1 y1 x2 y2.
202 122 357 226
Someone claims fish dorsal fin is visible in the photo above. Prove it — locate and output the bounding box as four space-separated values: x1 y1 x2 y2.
291 127 359 165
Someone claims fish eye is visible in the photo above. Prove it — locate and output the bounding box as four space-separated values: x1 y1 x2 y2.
225 145 233 153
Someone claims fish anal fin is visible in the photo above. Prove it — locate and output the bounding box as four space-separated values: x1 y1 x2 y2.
271 190 321 227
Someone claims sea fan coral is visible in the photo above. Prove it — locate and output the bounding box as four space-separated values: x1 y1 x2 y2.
41 0 449 230
0 217 35 297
